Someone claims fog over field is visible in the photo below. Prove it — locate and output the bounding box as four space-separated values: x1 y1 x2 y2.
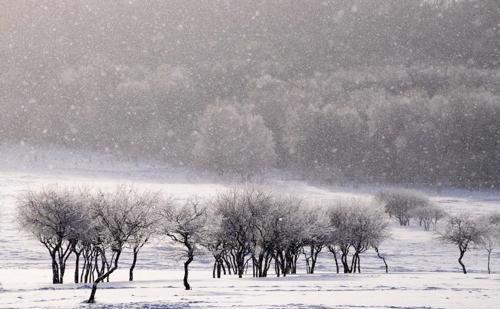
0 1 499 308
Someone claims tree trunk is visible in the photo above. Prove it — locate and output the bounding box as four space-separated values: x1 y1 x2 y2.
341 252 350 273
87 250 122 304
74 252 80 283
458 250 467 274
129 248 138 281
224 257 232 275
292 253 299 274
332 249 339 274
221 260 226 275
59 258 66 283
237 253 245 278
80 255 87 283
351 253 357 273
217 261 222 278
310 247 321 274
184 255 193 290
374 247 388 273
51 253 60 284
487 249 492 275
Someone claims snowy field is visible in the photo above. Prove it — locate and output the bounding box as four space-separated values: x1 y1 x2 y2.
0 165 500 308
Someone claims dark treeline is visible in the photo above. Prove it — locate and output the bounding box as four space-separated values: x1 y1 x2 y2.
1 0 499 187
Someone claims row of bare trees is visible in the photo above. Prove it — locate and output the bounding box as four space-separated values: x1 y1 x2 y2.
17 187 393 302
203 190 390 279
17 186 213 303
19 186 499 302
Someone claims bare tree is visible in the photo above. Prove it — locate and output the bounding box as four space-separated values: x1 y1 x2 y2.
410 205 447 231
302 207 330 274
203 213 227 279
75 216 101 284
17 188 86 284
328 200 389 273
271 197 305 277
248 192 280 278
440 214 485 274
68 191 94 284
374 247 389 273
478 213 500 274
376 189 430 226
86 187 156 303
212 189 257 278
159 199 208 290
127 192 161 281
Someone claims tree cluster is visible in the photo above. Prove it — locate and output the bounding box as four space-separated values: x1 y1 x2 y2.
17 186 393 302
376 189 446 229
205 189 390 278
18 187 159 303
17 185 500 305
1 0 499 187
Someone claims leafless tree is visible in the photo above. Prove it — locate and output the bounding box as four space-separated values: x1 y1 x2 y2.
67 191 94 284
478 213 500 274
374 247 389 273
203 213 227 278
440 214 486 274
302 207 330 274
328 200 389 273
376 189 431 226
249 193 279 278
410 205 447 231
86 187 156 303
17 188 86 284
126 192 161 281
159 199 208 290
212 189 258 278
271 197 305 277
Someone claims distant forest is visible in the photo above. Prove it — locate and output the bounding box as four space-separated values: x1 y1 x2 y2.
1 0 499 187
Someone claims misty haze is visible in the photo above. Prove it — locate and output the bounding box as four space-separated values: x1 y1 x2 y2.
0 1 499 308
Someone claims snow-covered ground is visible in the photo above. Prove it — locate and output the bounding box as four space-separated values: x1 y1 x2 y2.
2 269 500 309
0 163 499 308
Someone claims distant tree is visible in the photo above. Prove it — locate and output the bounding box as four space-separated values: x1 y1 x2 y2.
410 205 447 231
376 189 430 226
478 213 500 274
159 199 208 290
440 214 486 274
193 103 277 179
